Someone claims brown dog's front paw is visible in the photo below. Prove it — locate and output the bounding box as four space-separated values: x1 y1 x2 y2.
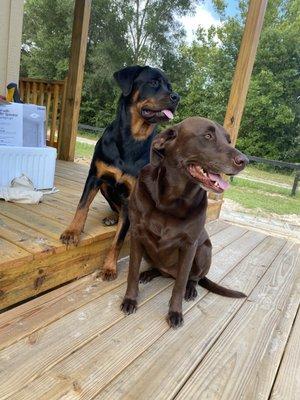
121 298 137 315
185 281 198 301
60 229 81 246
167 311 184 329
102 216 118 226
100 269 117 281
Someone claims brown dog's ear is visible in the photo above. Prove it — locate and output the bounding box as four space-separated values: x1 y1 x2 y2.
113 65 145 96
151 128 178 166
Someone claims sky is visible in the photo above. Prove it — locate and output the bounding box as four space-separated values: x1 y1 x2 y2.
181 0 239 43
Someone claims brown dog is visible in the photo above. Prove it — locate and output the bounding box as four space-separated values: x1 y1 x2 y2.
121 117 249 328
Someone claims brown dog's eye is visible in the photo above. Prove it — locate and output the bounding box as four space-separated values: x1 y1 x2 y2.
205 133 212 140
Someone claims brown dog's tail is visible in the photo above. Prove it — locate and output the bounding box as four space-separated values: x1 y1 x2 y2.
198 277 246 298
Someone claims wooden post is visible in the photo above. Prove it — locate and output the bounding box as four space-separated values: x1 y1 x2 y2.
0 0 24 96
209 0 268 215
58 0 91 161
223 0 268 145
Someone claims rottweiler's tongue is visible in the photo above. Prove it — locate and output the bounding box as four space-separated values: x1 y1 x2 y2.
162 109 173 119
208 173 229 190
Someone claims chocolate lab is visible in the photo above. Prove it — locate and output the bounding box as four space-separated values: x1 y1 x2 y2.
121 117 249 328
60 65 179 280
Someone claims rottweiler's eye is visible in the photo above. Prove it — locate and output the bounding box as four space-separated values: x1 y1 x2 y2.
205 133 212 140
149 80 159 88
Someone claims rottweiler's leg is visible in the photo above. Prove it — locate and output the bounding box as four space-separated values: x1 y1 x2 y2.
60 172 100 246
100 183 119 226
139 268 161 284
100 203 130 281
121 238 144 314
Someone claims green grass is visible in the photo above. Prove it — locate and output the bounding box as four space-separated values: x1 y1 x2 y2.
75 142 95 158
77 130 100 141
224 177 299 215
241 165 295 185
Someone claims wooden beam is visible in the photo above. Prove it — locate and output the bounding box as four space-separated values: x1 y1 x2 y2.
223 0 268 145
58 0 91 161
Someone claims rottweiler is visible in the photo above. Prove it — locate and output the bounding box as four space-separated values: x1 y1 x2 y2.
60 65 180 280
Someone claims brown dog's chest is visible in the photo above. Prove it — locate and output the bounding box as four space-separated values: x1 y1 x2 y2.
134 209 202 268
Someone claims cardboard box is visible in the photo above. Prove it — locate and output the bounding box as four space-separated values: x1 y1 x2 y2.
0 103 46 147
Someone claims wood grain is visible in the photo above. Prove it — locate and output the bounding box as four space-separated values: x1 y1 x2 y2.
175 241 299 400
270 307 300 400
3 228 265 399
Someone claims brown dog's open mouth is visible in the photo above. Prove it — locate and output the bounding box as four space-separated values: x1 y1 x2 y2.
187 164 229 193
141 108 174 120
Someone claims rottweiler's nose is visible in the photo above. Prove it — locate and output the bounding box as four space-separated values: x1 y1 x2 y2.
170 92 180 103
233 154 249 169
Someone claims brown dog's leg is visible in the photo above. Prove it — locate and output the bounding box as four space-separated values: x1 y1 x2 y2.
168 245 197 328
60 173 100 245
100 206 130 281
184 280 198 301
121 238 143 314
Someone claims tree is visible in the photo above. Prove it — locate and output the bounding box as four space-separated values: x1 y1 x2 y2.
179 0 300 161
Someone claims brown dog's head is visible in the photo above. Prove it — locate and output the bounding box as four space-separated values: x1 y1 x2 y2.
151 117 248 194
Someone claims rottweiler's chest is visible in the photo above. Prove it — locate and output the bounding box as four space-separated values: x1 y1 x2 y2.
95 160 136 192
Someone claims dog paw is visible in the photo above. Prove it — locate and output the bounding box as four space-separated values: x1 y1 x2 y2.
121 298 137 315
184 282 198 301
139 270 155 284
167 311 184 329
60 229 80 246
102 216 118 226
100 269 117 281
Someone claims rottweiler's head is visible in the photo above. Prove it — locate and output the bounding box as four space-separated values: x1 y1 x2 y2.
114 65 180 126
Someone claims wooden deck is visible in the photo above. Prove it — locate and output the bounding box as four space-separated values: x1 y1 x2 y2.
0 160 221 310
0 219 299 399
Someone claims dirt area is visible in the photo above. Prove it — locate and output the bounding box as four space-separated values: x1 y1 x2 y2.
220 198 300 242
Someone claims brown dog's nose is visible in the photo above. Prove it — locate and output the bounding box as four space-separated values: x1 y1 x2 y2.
170 92 180 103
233 154 249 168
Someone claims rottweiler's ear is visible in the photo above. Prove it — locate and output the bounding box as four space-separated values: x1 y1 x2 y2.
113 65 145 96
151 127 178 166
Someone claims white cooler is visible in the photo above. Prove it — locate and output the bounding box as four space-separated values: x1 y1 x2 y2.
0 146 57 189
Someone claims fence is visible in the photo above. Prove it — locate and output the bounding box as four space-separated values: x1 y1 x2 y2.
19 77 67 148
231 155 300 196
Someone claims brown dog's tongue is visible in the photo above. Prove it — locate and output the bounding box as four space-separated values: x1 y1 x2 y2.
208 173 229 190
162 110 173 119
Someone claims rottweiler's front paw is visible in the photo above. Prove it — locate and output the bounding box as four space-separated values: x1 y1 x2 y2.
100 269 117 281
60 229 81 246
167 311 184 329
102 216 118 226
121 298 137 315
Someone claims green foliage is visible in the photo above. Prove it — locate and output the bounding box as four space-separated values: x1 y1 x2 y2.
21 0 300 161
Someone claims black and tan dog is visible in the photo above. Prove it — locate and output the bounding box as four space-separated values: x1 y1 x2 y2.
60 65 179 280
122 117 248 328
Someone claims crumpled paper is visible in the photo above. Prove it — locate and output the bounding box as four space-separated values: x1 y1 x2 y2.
0 174 58 204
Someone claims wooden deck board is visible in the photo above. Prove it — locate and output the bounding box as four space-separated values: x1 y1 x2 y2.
0 220 229 351
175 241 299 400
0 160 299 399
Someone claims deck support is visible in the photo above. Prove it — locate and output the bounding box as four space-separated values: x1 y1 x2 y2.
58 0 91 161
223 0 268 145
0 0 24 96
210 0 268 216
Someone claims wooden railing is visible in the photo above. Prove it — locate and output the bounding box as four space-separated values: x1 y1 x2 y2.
19 77 67 148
